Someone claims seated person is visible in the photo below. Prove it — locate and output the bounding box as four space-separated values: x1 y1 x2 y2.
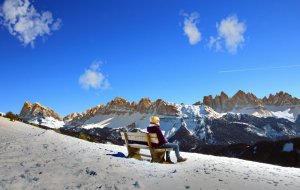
147 116 187 163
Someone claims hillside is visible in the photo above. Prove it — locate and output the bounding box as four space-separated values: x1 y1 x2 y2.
0 117 300 190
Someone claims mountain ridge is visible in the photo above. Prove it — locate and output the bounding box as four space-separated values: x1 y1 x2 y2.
18 91 300 146
202 90 300 113
19 90 300 121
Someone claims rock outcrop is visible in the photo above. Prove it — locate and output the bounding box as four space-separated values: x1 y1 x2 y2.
203 91 261 112
19 101 63 121
262 91 300 106
137 98 152 113
202 90 300 113
154 99 179 116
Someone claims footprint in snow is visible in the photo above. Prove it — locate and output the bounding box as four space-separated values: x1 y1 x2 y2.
133 181 140 188
86 167 97 176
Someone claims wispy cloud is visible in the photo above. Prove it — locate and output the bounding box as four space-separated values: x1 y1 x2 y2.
79 61 110 90
209 15 246 54
0 0 62 47
181 11 201 45
219 65 300 73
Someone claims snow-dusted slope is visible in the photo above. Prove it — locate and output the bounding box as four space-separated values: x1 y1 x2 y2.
27 116 65 129
79 104 218 132
228 105 300 122
64 103 300 145
1 117 300 190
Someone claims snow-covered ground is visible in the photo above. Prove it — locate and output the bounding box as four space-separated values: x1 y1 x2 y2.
28 116 65 129
1 117 300 190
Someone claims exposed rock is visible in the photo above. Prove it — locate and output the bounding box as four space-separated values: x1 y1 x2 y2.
64 97 180 126
19 101 63 121
193 101 202 106
203 91 261 112
203 95 214 108
63 112 81 123
231 90 261 109
154 99 179 116
262 91 300 106
130 101 138 109
100 97 133 115
108 97 131 107
64 105 104 125
137 98 152 113
202 90 300 113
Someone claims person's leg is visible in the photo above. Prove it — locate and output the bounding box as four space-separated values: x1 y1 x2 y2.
159 143 180 159
165 151 170 158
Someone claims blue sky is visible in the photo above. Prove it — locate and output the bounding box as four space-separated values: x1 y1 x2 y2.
1 0 300 116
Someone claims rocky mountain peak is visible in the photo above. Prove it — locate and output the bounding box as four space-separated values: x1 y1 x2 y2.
19 101 63 121
63 112 80 123
231 91 261 108
138 98 152 105
201 90 300 113
193 101 202 105
154 99 179 116
262 91 300 106
109 97 131 107
220 91 229 99
202 90 262 112
137 98 152 113
233 90 246 96
130 101 138 109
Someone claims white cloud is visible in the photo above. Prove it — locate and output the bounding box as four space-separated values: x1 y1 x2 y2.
0 0 62 47
182 11 201 45
209 15 246 54
208 36 222 51
79 62 110 91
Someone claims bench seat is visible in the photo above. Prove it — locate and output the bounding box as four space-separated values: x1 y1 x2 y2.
121 132 173 163
128 144 173 151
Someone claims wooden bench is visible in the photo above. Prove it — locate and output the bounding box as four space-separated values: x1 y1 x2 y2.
121 132 173 163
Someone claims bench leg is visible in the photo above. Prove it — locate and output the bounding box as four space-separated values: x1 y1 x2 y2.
127 147 142 160
151 151 166 163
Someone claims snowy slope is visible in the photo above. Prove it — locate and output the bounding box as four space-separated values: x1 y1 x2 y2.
78 104 219 137
228 105 300 122
65 103 300 145
27 116 65 129
1 117 300 190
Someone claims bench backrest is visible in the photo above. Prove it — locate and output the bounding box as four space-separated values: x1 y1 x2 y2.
121 132 159 144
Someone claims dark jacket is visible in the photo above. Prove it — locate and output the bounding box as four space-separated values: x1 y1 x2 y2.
147 124 168 147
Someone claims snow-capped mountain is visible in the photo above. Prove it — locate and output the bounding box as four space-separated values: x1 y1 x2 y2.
19 101 64 129
202 91 300 122
19 91 300 146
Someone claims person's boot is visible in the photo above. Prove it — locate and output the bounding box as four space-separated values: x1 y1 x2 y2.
165 157 174 164
177 156 187 162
